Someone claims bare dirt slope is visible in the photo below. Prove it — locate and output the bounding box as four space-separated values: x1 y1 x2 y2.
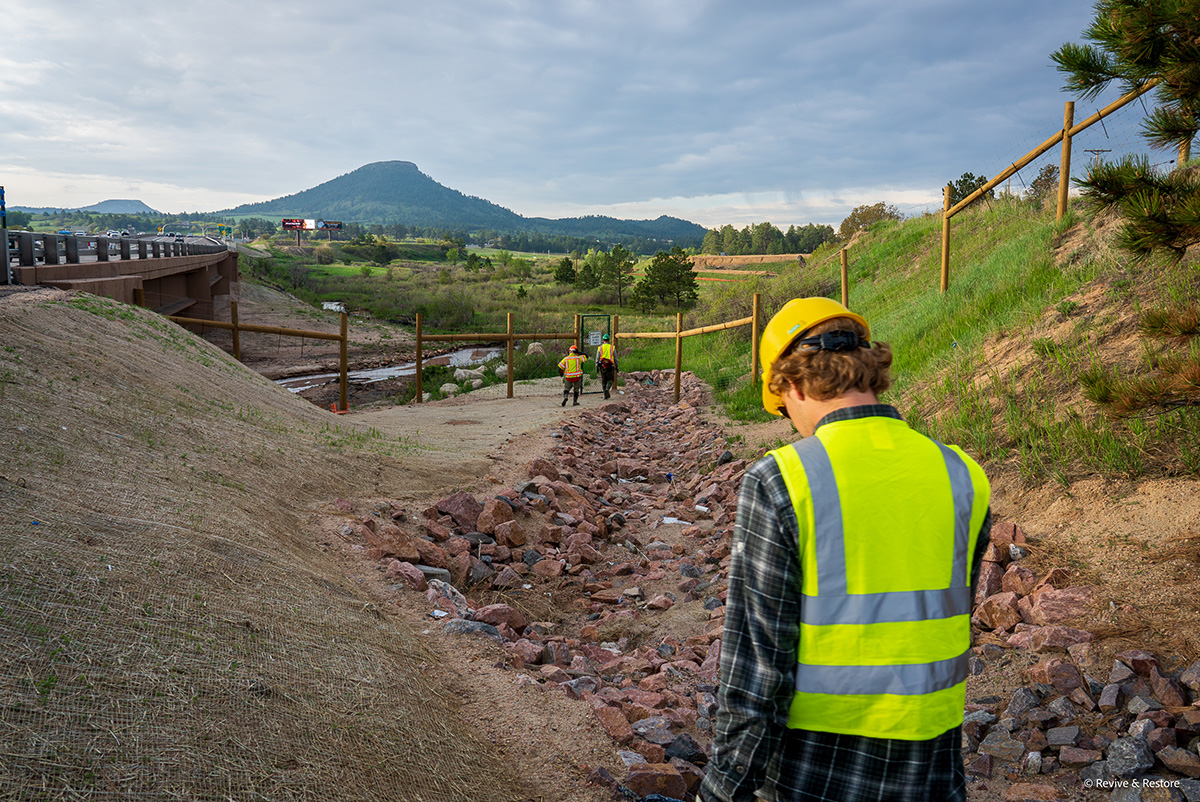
0 287 614 802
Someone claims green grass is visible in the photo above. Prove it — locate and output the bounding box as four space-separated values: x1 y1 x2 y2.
609 196 1200 480
237 195 1200 481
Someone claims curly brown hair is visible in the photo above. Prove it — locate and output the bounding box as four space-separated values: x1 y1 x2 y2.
767 317 893 402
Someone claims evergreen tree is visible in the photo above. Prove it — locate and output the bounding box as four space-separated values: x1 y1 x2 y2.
948 172 995 205
634 246 699 311
577 249 603 289
1052 0 1200 259
601 244 636 306
786 223 836 253
1026 164 1060 202
553 256 576 284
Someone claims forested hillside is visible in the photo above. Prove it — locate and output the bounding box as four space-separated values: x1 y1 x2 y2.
222 161 707 248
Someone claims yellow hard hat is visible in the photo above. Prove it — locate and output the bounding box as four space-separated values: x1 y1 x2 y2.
760 297 869 416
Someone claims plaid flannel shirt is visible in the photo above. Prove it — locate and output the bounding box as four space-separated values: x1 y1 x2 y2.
700 405 991 802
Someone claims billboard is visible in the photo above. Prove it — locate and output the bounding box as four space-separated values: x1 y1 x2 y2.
281 218 342 231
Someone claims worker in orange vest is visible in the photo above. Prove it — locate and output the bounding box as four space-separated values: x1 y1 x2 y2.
557 344 587 406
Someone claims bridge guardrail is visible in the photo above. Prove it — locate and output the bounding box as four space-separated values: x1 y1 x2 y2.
5 231 227 279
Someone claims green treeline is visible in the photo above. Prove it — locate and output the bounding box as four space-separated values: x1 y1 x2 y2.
700 221 835 255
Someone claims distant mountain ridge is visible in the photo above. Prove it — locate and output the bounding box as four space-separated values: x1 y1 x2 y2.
11 199 160 214
220 161 706 246
82 199 159 214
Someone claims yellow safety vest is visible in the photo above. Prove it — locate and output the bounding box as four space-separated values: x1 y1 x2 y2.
558 353 586 379
769 415 989 741
597 343 615 363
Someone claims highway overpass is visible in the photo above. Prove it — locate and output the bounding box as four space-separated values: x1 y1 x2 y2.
3 231 237 322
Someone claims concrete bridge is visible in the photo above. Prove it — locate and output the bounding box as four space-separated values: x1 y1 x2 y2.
3 230 237 321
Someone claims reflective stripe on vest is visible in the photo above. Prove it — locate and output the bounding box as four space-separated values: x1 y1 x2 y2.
791 438 974 629
560 354 585 378
770 420 987 740
597 343 615 361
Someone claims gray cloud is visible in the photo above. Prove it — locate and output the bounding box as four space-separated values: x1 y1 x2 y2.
1 0 1140 226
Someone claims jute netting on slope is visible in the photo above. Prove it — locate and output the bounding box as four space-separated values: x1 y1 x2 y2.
0 290 528 801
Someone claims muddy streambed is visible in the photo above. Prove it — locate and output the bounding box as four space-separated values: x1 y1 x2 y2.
275 346 504 399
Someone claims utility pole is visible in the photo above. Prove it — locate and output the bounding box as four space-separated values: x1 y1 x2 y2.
1084 148 1112 166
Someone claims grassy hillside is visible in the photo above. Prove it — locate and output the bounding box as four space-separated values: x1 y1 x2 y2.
624 195 1200 484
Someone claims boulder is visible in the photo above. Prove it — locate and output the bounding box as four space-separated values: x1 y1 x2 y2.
975 561 1004 604
476 498 515 534
527 458 560 481
1156 746 1200 778
622 763 687 800
386 560 428 591
1002 564 1039 597
493 520 526 548
471 603 528 633
1106 736 1156 778
976 592 1022 631
593 705 633 744
1029 626 1094 653
1028 587 1092 625
436 490 483 531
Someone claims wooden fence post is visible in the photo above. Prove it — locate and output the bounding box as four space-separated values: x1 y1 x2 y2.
674 312 683 403
574 314 581 352
339 312 348 412
1058 101 1074 221
613 314 621 387
231 300 241 361
506 312 514 399
415 313 423 403
751 293 761 383
940 185 952 293
840 249 849 307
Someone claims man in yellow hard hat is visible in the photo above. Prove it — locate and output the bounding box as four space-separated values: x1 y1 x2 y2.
699 297 991 802
557 344 587 407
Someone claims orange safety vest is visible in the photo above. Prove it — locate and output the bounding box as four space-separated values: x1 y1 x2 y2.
558 353 586 379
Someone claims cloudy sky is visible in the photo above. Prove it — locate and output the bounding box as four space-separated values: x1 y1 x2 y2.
1 0 1150 228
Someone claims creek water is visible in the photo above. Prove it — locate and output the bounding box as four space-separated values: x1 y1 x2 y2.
275 347 504 393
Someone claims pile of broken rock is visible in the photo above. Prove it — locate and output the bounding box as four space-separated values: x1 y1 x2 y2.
333 370 1200 801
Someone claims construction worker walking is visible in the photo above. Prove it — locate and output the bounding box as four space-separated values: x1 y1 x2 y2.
595 333 617 399
557 344 587 406
700 297 992 802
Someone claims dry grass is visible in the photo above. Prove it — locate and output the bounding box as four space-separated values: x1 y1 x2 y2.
0 288 536 801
